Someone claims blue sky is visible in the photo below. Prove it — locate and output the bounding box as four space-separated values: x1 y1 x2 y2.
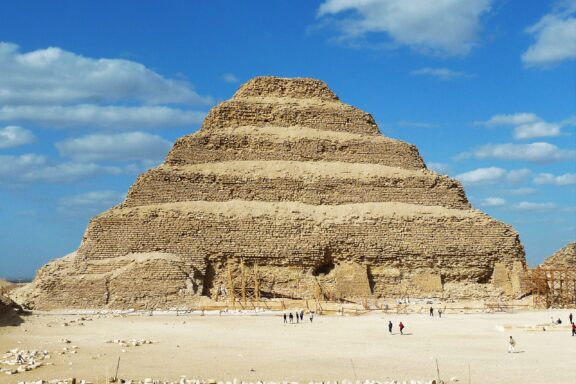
0 0 574 279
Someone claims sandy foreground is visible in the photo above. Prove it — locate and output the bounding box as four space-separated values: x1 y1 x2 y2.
0 309 575 384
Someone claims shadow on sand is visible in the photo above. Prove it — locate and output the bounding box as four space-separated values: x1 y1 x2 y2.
0 297 29 327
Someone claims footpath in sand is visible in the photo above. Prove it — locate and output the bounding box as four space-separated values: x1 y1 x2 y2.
0 310 575 384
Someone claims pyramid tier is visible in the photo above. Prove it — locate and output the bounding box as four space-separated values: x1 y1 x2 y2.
23 200 523 309
166 126 426 170
123 161 470 209
233 77 340 101
201 98 380 135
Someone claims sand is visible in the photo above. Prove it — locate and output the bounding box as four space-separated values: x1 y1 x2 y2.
1 309 575 383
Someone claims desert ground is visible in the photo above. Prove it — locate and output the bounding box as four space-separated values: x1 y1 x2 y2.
1 308 575 384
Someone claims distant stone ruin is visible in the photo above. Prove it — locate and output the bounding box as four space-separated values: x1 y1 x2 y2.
15 77 528 309
541 242 575 268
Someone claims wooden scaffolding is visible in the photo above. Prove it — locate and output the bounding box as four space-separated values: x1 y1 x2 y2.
226 259 260 308
531 267 576 308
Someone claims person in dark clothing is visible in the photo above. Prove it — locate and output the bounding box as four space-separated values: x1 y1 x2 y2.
289 312 293 323
296 312 299 323
569 313 573 324
388 320 393 334
300 310 304 321
399 321 405 335
572 322 576 336
429 307 434 317
283 313 287 323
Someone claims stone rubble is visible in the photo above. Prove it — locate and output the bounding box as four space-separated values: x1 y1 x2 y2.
0 348 50 375
105 339 155 347
15 378 447 384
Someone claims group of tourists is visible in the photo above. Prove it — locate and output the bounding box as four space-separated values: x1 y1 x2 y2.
429 307 443 317
387 320 406 335
283 310 314 324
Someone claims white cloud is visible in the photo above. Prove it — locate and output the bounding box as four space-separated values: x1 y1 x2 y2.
508 187 537 196
0 125 35 148
0 105 205 130
222 73 240 84
58 190 125 216
56 132 172 163
479 197 507 207
455 167 531 185
478 113 563 139
317 0 492 56
427 162 449 173
513 201 557 211
0 42 211 106
522 1 576 66
0 154 122 184
534 172 576 185
411 67 474 80
459 142 576 163
482 113 540 126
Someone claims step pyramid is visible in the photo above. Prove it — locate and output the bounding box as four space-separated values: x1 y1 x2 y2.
17 77 528 309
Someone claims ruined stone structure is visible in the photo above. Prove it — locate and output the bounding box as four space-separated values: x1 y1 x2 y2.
16 77 528 309
541 242 575 268
532 242 576 308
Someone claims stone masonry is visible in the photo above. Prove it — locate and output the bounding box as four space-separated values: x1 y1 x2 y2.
15 77 529 309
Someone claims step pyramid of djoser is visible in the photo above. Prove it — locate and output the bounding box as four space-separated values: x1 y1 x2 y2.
16 76 529 309
123 160 470 209
166 126 426 170
76 200 523 291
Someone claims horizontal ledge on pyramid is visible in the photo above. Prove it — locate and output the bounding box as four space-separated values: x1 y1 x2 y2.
162 160 434 179
106 200 487 221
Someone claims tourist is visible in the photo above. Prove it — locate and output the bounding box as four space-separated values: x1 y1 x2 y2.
388 320 393 334
300 309 304 321
295 312 299 324
508 336 516 353
399 321 405 335
309 311 314 323
289 312 293 323
283 312 287 323
569 313 573 324
438 308 443 318
556 318 562 325
429 307 434 317
572 322 575 336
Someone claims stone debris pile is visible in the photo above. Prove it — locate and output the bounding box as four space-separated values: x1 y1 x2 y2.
14 379 447 384
106 339 155 347
0 348 51 375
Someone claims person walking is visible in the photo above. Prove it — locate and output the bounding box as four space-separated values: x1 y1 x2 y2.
309 311 314 323
570 313 573 324
300 310 304 322
438 308 443 318
508 336 516 353
289 312 293 323
388 320 393 334
399 321 405 335
429 307 434 317
283 312 287 324
296 312 299 324
572 322 575 336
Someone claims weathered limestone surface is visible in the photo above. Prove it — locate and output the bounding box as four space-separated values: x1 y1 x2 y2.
16 77 527 309
540 242 576 268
